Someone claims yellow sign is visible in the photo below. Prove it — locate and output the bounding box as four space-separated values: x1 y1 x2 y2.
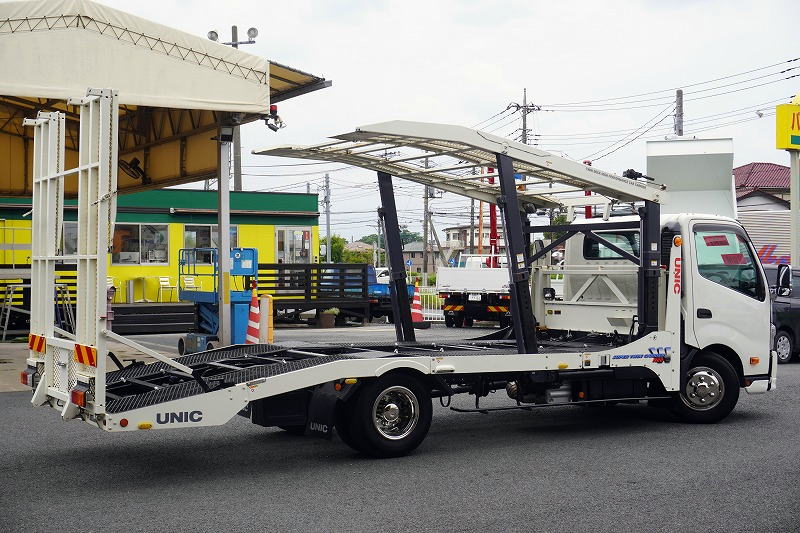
776 103 800 150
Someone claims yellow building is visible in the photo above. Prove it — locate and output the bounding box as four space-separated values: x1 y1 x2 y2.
0 189 319 302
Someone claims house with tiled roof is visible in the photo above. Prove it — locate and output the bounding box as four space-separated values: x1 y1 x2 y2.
734 162 790 212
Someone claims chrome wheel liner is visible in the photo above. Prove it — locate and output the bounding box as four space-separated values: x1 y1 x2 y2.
372 385 419 440
776 334 792 361
681 366 724 411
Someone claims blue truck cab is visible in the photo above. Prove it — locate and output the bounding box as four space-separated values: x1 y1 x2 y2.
367 265 414 322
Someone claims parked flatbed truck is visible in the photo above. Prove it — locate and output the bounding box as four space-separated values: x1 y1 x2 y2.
21 104 777 458
437 253 511 328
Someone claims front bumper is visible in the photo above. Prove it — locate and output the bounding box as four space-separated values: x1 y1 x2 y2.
744 349 778 394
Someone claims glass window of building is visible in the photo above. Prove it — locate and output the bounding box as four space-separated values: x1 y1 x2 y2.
112 224 140 264
63 221 78 256
141 225 168 264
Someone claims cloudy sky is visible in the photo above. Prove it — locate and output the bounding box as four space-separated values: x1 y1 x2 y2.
105 0 799 240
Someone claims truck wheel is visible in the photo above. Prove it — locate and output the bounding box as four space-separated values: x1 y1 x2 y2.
499 316 511 329
453 314 464 328
670 351 739 423
335 400 365 453
775 331 794 364
444 315 454 328
464 317 474 328
348 374 432 458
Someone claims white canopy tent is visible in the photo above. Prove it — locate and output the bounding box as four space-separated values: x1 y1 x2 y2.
0 0 330 195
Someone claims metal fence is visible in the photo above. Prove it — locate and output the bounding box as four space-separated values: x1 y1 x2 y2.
418 286 444 322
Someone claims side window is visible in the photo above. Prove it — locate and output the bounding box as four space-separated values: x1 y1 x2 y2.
583 231 640 260
792 274 800 294
693 226 763 300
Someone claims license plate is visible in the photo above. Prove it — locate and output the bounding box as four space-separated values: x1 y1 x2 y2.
468 294 482 301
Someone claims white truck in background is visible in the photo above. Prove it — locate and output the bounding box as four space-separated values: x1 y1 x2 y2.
436 254 512 328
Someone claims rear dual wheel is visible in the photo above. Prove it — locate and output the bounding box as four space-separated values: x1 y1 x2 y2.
335 373 432 458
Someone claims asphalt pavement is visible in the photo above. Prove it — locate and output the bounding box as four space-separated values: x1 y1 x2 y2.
1 325 798 532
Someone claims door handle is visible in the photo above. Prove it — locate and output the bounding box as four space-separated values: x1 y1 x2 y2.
697 308 712 319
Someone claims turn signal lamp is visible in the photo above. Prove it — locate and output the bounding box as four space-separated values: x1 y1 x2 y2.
70 388 86 408
750 357 760 365
673 236 683 247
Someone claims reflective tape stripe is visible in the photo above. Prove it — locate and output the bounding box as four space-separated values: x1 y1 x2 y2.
442 305 464 311
73 343 97 367
28 334 46 353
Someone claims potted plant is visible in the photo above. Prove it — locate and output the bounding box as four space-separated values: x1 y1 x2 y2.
318 307 339 328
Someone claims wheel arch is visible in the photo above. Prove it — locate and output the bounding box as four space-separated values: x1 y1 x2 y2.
697 343 746 387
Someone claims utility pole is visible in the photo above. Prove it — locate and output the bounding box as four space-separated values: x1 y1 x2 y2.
422 158 430 284
306 181 311 194
323 173 331 262
207 25 258 191
508 88 540 145
675 89 684 136
469 198 475 254
376 215 382 267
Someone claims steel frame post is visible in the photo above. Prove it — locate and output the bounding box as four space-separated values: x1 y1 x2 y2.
638 200 661 335
377 171 415 343
217 123 232 346
495 153 537 354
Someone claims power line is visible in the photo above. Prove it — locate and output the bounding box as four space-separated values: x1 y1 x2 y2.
539 56 799 107
583 104 676 161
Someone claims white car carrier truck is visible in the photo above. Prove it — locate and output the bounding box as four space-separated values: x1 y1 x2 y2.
21 96 778 458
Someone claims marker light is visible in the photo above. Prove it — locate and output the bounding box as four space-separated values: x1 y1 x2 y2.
673 236 683 247
138 422 153 430
70 388 86 408
19 371 29 386
750 357 760 365
334 383 342 391
119 418 129 428
269 104 278 117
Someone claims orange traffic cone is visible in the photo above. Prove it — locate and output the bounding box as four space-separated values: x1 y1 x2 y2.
411 283 431 330
245 281 260 344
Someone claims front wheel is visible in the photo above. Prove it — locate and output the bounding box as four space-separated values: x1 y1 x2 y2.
670 351 739 423
342 374 432 458
775 331 794 364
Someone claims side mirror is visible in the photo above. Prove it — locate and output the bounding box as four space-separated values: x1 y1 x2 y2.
776 263 792 297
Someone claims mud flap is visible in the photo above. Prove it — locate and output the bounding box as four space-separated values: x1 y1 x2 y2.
306 382 340 439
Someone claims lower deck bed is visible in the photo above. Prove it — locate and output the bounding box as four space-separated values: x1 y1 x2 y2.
103 334 618 414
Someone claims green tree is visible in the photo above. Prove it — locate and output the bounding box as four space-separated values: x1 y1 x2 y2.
342 249 373 264
399 226 422 245
320 234 346 263
358 234 379 246
544 214 569 240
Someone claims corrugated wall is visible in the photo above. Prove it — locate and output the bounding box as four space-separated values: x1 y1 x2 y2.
738 210 791 264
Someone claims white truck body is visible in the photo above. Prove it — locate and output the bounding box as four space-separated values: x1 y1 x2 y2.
436 255 510 294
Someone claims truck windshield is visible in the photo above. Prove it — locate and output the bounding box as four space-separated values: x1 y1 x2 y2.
583 231 640 260
693 224 764 300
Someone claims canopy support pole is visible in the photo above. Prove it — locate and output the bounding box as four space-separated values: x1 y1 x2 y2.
377 171 415 343
217 125 232 346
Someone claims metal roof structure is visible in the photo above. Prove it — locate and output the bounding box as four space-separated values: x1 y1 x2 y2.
255 120 668 209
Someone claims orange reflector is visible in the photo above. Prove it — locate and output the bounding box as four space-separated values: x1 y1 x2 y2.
119 418 129 428
334 383 342 391
578 391 585 399
73 343 98 367
673 236 683 247
70 388 86 407
344 378 358 385
749 357 760 365
19 371 28 386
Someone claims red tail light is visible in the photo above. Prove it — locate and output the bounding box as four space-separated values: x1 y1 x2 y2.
500 294 510 300
70 388 86 408
438 293 450 299
19 371 29 386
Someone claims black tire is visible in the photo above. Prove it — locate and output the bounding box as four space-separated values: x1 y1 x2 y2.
335 400 365 452
670 351 740 423
387 313 395 324
177 337 186 356
464 316 474 328
278 425 306 436
205 342 215 351
775 330 794 364
453 314 464 328
345 373 432 458
444 315 454 328
499 315 511 329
